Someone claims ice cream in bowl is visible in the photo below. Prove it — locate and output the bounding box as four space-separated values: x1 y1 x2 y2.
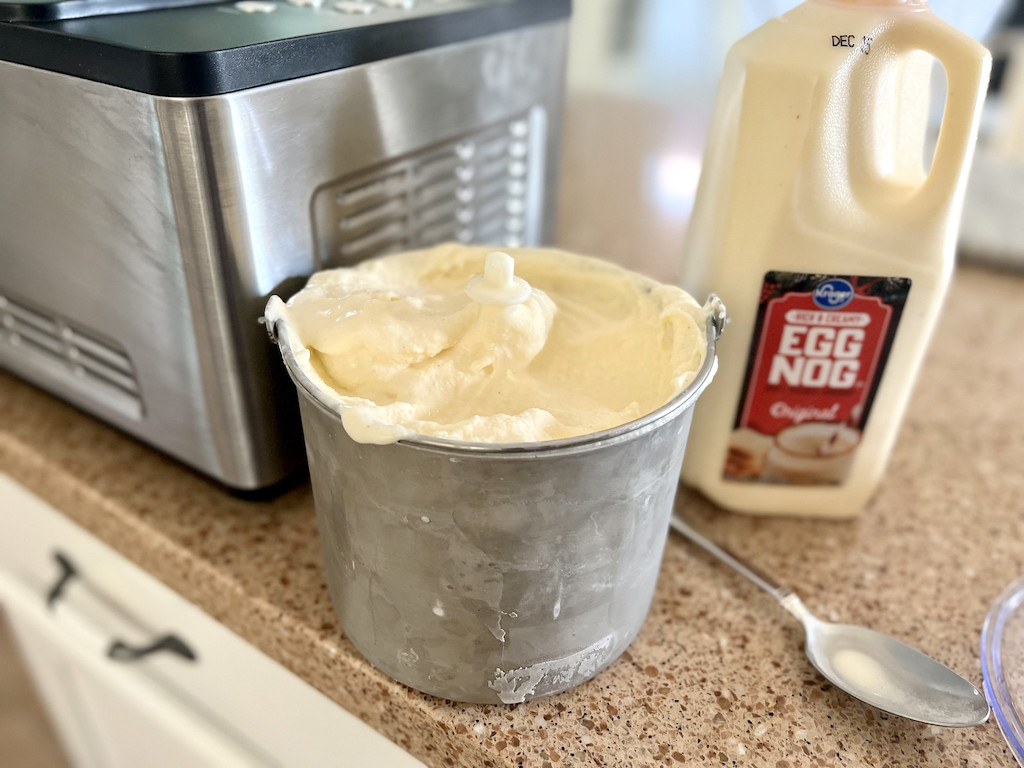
264 243 723 703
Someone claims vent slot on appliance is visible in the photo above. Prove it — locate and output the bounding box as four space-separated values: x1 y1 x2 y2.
0 292 143 420
313 113 541 267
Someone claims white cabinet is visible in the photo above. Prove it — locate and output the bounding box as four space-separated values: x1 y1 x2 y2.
2 576 263 768
0 474 425 768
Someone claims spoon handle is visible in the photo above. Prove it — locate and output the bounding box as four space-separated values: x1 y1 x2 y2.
669 515 795 606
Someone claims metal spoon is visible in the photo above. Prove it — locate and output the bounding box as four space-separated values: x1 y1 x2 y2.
669 515 990 727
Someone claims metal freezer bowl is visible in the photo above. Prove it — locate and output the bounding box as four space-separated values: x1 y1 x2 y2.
274 299 723 704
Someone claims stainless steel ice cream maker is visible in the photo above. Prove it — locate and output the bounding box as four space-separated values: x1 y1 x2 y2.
267 295 725 704
0 0 570 490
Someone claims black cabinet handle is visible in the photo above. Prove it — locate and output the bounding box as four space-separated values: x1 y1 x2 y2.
108 635 197 663
47 551 78 609
47 551 197 663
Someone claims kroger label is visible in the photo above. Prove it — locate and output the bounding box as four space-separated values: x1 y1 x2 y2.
723 272 911 485
812 278 855 309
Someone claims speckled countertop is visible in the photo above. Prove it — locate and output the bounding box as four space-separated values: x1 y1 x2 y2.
2 259 1022 767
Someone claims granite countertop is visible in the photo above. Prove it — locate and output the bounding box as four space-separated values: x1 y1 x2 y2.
1 259 1022 767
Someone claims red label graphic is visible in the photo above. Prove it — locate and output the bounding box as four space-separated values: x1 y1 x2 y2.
724 273 911 485
739 293 891 435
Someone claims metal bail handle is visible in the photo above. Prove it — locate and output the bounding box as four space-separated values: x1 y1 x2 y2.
261 314 279 344
704 294 727 340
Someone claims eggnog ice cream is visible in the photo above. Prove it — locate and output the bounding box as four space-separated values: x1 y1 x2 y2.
264 244 715 445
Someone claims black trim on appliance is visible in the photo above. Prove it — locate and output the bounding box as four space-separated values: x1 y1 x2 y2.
0 0 572 97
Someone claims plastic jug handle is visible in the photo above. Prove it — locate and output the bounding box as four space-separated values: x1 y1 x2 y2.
886 15 991 211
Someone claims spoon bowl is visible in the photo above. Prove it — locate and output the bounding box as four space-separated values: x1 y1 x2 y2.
800 611 991 727
670 515 991 728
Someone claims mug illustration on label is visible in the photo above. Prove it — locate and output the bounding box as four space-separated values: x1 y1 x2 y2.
724 272 911 485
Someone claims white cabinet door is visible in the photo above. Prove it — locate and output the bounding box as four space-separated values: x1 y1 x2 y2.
1 568 268 768
0 475 426 768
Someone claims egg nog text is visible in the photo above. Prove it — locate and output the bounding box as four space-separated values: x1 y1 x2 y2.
726 272 911 486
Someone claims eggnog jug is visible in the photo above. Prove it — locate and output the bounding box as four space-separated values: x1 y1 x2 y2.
680 0 990 517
